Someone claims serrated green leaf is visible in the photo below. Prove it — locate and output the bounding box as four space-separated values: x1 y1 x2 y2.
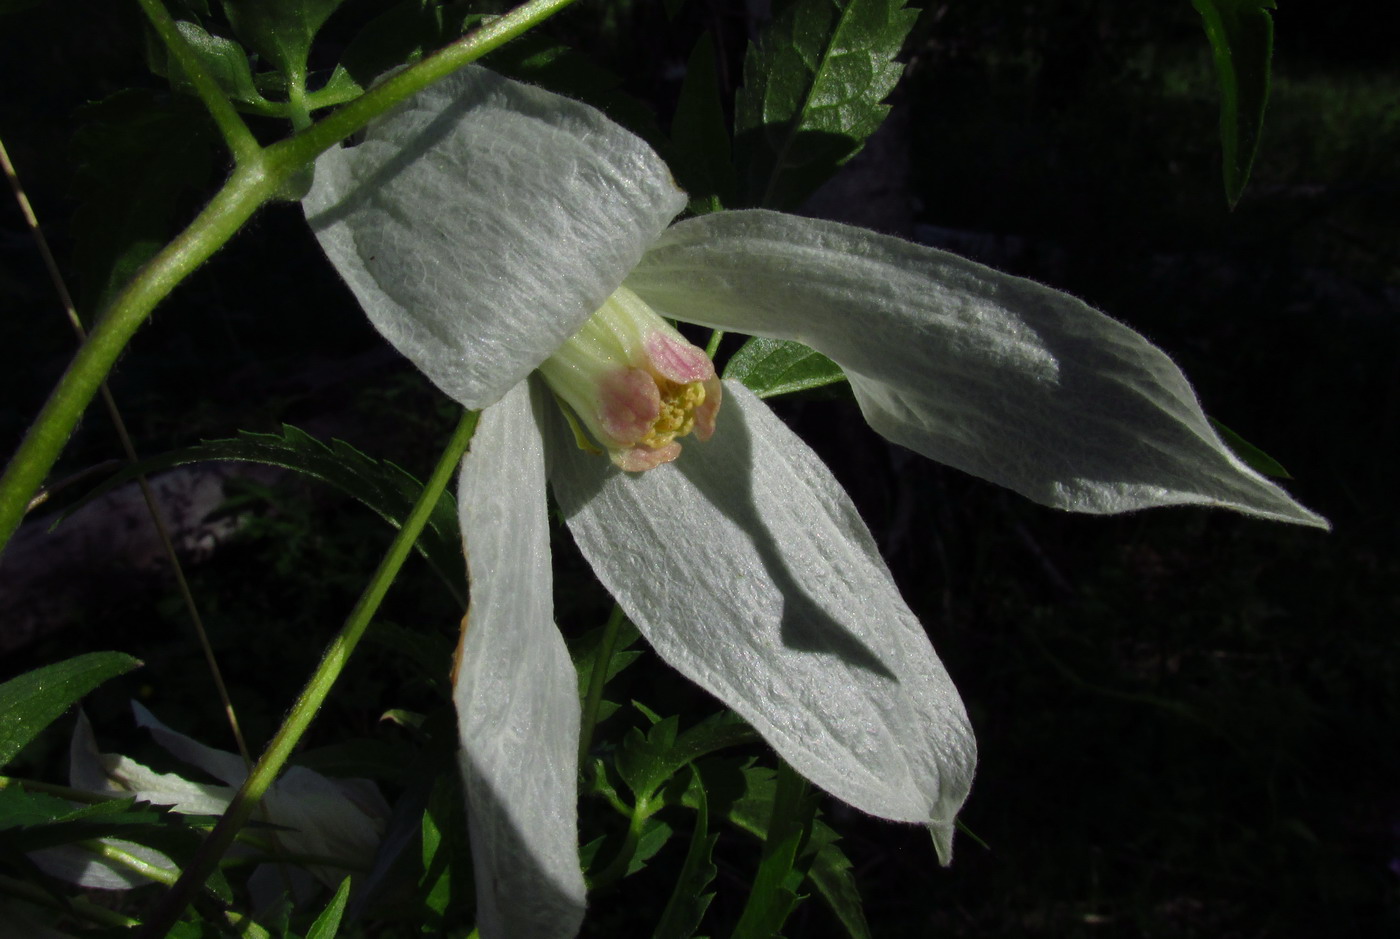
617 712 759 803
1191 0 1275 206
70 425 465 603
572 618 643 696
0 653 141 767
723 336 848 397
671 33 736 213
676 759 871 939
627 817 674 876
1209 417 1292 479
736 0 917 209
222 0 345 80
305 875 351 939
652 767 719 939
70 90 218 314
731 761 817 937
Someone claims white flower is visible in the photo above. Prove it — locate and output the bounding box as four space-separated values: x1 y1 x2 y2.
303 66 1325 939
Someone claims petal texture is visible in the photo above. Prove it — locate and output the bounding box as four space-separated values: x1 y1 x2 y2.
305 66 686 410
547 381 975 858
456 381 585 938
628 210 1326 527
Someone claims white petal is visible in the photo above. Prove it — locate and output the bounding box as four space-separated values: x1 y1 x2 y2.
456 381 585 938
546 381 975 857
628 210 1326 527
305 66 686 410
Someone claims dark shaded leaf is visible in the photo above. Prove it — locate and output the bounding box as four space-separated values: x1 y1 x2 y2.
671 32 736 214
222 0 345 79
70 90 217 314
1209 417 1292 479
1191 0 1276 206
651 766 718 939
72 426 465 602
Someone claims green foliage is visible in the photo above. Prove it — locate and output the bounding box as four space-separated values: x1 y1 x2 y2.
651 767 719 939
70 91 217 313
723 336 847 397
678 760 872 939
1191 0 1276 206
735 0 917 209
74 425 466 602
0 653 140 767
222 0 345 81
305 876 351 939
616 710 758 804
670 33 735 214
148 19 268 108
730 760 818 937
1210 417 1292 478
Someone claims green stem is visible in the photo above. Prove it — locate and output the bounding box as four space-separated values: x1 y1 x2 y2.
268 0 580 171
136 409 479 939
135 0 261 164
589 794 651 890
704 329 724 360
578 604 626 765
0 162 278 552
0 0 580 556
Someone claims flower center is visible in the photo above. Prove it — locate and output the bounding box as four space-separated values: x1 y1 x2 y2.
538 287 721 472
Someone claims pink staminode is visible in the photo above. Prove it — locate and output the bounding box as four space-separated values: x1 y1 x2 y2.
644 331 714 383
597 368 661 444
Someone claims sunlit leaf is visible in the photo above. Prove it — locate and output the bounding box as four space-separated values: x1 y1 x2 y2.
735 0 918 209
723 336 848 398
0 653 140 767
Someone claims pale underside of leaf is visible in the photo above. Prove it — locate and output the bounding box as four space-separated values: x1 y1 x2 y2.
546 381 975 860
456 381 586 939
628 210 1327 529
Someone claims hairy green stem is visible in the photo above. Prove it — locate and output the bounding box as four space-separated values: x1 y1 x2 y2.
136 0 261 163
136 409 479 938
0 0 580 555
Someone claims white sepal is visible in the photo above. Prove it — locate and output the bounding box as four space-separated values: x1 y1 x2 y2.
628 210 1327 528
305 66 686 410
547 381 975 859
456 381 586 938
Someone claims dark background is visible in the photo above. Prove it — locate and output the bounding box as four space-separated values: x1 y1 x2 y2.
1 1 1396 935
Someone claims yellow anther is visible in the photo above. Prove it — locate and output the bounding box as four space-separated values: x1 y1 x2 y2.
642 380 707 448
